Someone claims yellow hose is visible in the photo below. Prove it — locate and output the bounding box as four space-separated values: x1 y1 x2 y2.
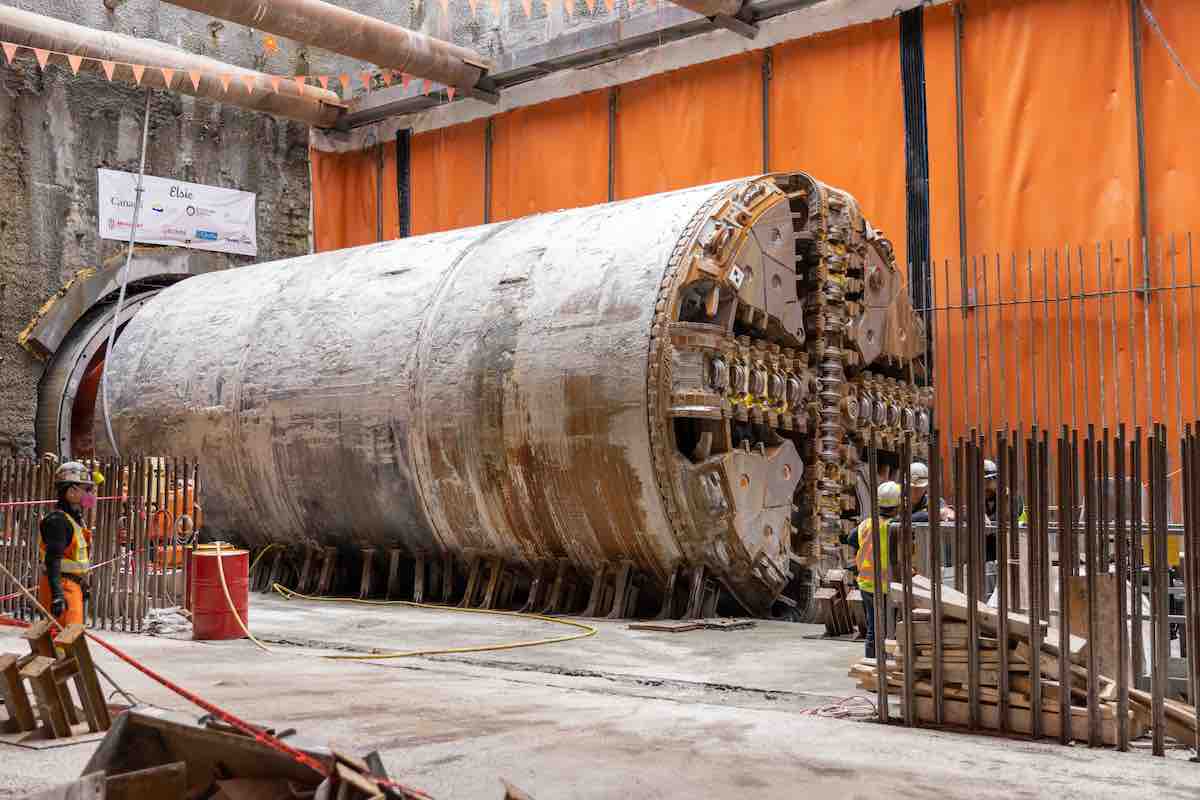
213 542 272 653
271 583 598 660
248 543 283 576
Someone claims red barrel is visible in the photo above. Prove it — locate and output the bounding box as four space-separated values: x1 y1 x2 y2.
191 546 249 641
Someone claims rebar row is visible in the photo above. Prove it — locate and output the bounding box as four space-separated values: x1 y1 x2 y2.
872 423 1200 756
0 455 200 631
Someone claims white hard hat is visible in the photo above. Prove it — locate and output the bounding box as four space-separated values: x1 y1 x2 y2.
983 460 999 480
910 462 929 488
878 481 902 509
54 461 96 487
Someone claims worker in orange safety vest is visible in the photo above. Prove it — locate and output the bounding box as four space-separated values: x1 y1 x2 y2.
38 461 99 627
841 481 902 658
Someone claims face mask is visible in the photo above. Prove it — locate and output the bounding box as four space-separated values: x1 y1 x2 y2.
80 491 98 510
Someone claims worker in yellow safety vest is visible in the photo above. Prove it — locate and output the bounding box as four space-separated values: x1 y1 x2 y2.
841 481 902 659
38 461 99 627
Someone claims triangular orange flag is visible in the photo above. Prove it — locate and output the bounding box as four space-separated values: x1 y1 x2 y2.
131 64 145 84
522 0 531 16
33 48 49 69
564 0 574 17
360 71 373 91
67 54 83 75
160 67 176 87
318 75 330 90
1 43 17 64
338 73 351 94
401 73 411 89
188 70 202 91
490 0 501 15
380 70 392 87
447 87 456 101
468 0 478 15
439 0 449 13
240 74 256 94
293 75 307 93
100 60 116 81
219 73 233 93
604 0 613 11
270 76 281 93
422 79 432 95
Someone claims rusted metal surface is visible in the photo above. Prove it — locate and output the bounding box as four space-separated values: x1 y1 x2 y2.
105 173 928 617
0 5 341 127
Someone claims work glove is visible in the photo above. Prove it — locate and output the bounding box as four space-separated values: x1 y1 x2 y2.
51 595 67 618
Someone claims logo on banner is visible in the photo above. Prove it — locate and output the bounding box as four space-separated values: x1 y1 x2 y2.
195 230 219 241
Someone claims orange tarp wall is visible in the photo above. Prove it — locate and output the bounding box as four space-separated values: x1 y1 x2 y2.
310 144 399 251
769 17 908 270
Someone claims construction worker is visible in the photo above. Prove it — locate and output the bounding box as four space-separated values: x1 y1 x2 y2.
38 461 97 627
982 459 1026 560
841 481 902 659
910 462 955 523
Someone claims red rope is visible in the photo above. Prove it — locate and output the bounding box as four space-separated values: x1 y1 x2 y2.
0 495 124 509
0 612 431 799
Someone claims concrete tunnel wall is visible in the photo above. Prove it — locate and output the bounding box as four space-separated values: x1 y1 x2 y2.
105 182 744 583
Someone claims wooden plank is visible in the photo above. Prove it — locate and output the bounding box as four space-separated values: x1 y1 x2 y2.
906 696 1129 745
24 771 107 800
0 652 37 732
55 624 111 732
105 761 186 800
900 577 1088 661
22 656 71 738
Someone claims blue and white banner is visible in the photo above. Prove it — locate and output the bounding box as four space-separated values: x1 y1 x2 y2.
97 168 257 257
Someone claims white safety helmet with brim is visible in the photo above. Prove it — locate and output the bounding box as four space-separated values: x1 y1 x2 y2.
877 481 902 509
983 460 999 481
54 461 96 487
910 462 930 488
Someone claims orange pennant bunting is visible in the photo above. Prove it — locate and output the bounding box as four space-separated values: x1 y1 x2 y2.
293 75 307 93
564 0 574 17
131 64 145 85
33 48 49 70
67 54 83 75
100 60 116 81
270 76 281 93
338 73 351 94
188 70 202 91
447 87 456 101
422 79 432 95
240 74 256 94
219 73 233 93
490 0 500 15
439 0 449 13
160 67 176 87
318 75 330 90
522 0 531 16
360 71 373 91
604 0 614 10
468 0 478 15
1 42 17 65
380 70 392 87
401 73 411 90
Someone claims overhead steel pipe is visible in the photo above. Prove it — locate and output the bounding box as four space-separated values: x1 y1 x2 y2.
160 0 489 92
0 5 341 127
104 173 929 617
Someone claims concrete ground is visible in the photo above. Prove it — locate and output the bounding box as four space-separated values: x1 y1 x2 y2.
2 595 1199 798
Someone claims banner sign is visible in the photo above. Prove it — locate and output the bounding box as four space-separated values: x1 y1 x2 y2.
98 169 257 256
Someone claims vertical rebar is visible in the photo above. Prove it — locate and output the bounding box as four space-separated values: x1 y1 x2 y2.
1051 250 1065 432
1057 427 1073 745
1143 242 1155 436
1171 235 1185 508
1027 430 1044 739
954 440 964 592
982 254 995 436
1097 245 1107 431
1132 427 1146 688
1029 250 1041 428
1078 247 1091 434
1065 248 1079 432
930 430 945 726
1115 425 1131 751
1128 239 1140 436
972 256 983 430
1190 234 1199 424
1150 427 1167 756
1039 432 1052 639
1011 253 1024 430
966 436 980 731
997 429 1011 735
869 435 888 724
944 258 958 445
1084 427 1101 747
